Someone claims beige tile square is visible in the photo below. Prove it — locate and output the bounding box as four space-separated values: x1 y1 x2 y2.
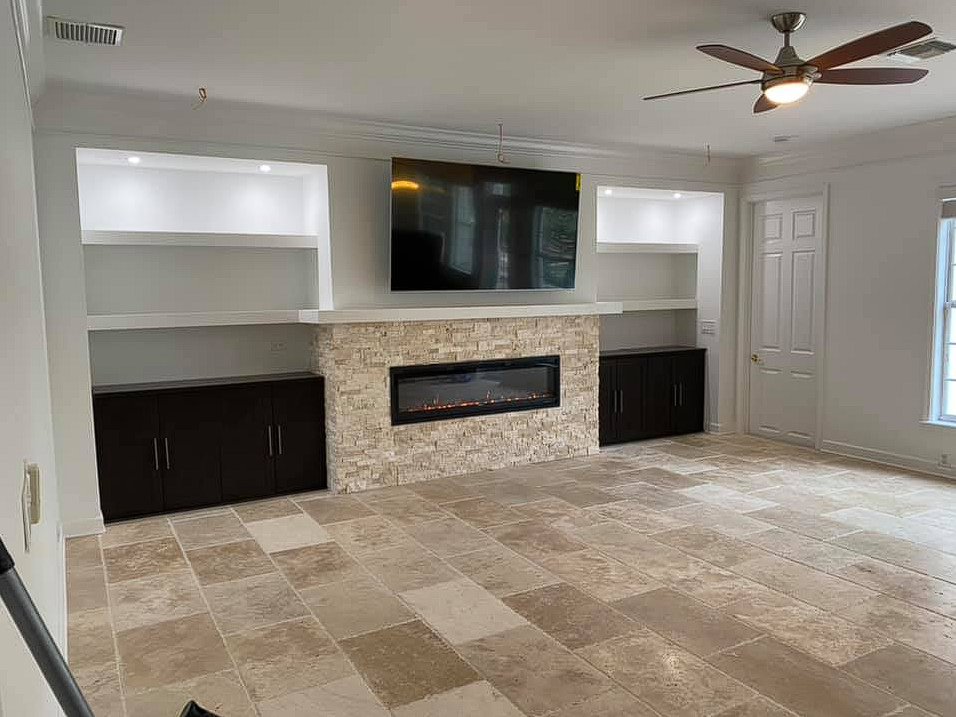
607 482 700 510
543 482 620 508
186 539 274 585
298 495 375 524
733 554 876 612
103 538 188 583
392 681 524 717
245 513 331 553
679 484 777 512
233 498 302 523
108 569 206 631
225 617 353 701
271 542 365 589
74 661 124 717
540 548 660 602
256 674 389 717
300 576 415 639
844 642 956 717
324 515 413 556
100 517 172 548
66 536 102 571
441 497 527 528
487 520 587 562
587 500 689 533
203 572 308 634
458 624 612 716
746 506 856 540
117 613 231 694
124 669 257 717
400 578 527 644
358 544 459 593
404 517 497 557
503 582 637 650
545 687 660 717
407 478 481 504
68 607 116 668
339 620 479 708
67 566 108 614
839 594 956 664
516 498 607 533
579 630 755 717
173 512 251 549
653 525 770 568
448 545 560 597
371 494 448 526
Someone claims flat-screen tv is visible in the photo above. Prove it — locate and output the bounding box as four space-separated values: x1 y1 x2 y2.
390 158 579 291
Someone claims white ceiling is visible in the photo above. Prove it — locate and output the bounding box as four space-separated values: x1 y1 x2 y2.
41 0 956 156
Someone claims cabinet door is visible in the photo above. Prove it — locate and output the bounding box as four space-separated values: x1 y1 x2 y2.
641 354 674 438
220 384 275 502
93 394 164 521
272 378 327 493
598 358 618 445
159 390 224 510
673 352 705 435
616 357 644 442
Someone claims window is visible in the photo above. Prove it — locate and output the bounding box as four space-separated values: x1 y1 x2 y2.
931 203 956 423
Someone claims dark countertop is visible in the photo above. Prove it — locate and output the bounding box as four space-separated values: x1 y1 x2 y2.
92 371 318 395
600 345 705 358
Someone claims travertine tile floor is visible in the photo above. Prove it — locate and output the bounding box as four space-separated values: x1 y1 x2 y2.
66 433 956 717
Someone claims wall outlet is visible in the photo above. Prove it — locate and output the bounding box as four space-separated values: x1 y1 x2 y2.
270 341 288 352
940 453 952 468
700 320 717 336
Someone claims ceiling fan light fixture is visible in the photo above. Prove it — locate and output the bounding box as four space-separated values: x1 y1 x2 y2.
763 76 811 104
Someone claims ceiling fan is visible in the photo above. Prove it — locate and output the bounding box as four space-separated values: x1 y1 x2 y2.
644 13 932 113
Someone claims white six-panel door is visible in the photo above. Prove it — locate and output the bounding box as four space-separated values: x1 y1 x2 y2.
749 195 824 446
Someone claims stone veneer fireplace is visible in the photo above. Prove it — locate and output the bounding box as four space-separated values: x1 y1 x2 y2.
310 315 600 493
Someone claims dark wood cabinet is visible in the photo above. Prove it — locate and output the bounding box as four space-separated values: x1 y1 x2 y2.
92 393 164 521
272 378 326 494
93 374 326 521
599 347 705 445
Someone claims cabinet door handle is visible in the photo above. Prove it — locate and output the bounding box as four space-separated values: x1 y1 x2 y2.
164 437 171 470
267 425 274 457
153 438 160 472
679 383 684 407
673 384 677 407
277 425 283 455
618 389 624 414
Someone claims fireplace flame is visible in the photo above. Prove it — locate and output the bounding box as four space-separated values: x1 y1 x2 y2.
404 391 555 414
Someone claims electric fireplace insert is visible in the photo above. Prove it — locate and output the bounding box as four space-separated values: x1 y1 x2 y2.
390 355 560 425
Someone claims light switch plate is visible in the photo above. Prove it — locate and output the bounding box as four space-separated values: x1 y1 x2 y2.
26 463 40 524
21 465 31 552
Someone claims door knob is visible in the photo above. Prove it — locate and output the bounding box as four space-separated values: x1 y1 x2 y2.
750 353 761 364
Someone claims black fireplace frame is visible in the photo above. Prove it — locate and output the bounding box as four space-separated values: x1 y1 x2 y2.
389 355 560 425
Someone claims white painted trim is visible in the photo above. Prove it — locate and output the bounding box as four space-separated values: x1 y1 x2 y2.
299 302 622 324
618 299 697 311
706 422 735 435
88 310 306 330
736 184 830 450
63 515 105 538
81 230 319 249
8 0 33 128
820 439 956 481
596 242 698 254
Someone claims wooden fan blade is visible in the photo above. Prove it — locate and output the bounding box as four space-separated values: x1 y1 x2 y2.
697 44 781 74
808 21 932 70
816 67 929 84
643 79 760 100
753 94 777 113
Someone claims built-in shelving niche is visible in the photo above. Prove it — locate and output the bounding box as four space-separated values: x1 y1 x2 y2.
76 148 331 385
595 185 723 350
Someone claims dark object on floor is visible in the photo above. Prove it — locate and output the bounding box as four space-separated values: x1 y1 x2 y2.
180 700 223 717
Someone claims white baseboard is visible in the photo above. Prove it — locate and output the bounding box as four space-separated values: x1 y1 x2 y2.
820 439 956 480
63 514 105 538
706 422 735 435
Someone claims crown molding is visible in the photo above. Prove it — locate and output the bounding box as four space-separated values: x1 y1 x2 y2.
745 113 956 183
34 82 745 183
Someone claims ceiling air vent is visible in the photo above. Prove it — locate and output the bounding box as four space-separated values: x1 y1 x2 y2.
45 16 124 46
887 38 955 63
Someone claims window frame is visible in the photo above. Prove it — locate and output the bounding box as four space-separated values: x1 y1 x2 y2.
931 212 956 424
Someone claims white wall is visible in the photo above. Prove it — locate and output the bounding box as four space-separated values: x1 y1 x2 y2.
31 85 744 534
743 122 956 474
600 311 696 350
0 5 65 716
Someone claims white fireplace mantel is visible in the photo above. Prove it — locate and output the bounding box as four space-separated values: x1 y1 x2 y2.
298 302 622 324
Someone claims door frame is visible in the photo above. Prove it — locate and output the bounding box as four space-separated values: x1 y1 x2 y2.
735 183 830 449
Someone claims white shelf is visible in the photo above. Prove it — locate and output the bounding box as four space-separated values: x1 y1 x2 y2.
298 302 623 324
600 299 697 311
87 310 307 331
81 231 318 249
596 242 698 254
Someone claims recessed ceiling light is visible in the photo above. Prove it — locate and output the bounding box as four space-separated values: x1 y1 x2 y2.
259 164 272 173
673 192 682 199
127 156 141 165
603 189 613 196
